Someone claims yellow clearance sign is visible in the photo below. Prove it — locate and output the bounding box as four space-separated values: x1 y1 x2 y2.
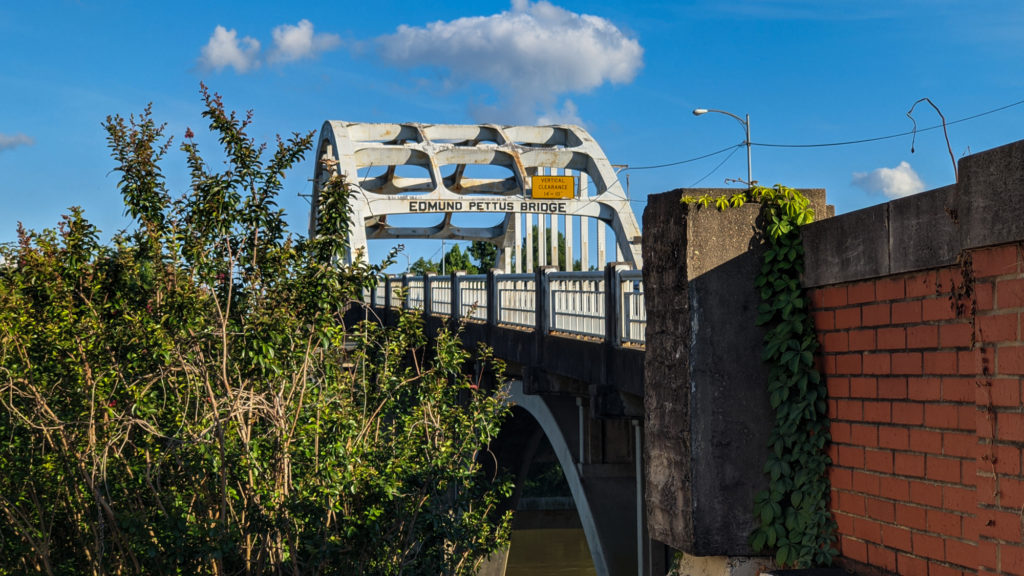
531 175 575 199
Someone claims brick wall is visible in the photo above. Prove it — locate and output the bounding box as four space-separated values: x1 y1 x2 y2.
812 242 1024 575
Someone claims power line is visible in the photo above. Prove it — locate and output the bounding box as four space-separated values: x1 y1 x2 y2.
621 143 744 171
691 145 741 186
752 98 1024 149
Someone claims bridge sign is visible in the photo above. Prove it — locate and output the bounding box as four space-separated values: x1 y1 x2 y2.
531 175 575 199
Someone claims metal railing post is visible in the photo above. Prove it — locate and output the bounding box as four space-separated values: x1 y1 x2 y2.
401 274 410 310
486 269 499 327
537 266 556 336
451 271 465 322
605 262 627 347
423 273 433 319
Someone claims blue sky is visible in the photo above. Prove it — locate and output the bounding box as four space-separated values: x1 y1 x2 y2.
2 0 1023 269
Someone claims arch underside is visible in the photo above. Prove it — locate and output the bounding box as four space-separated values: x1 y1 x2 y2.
504 380 610 576
309 121 643 269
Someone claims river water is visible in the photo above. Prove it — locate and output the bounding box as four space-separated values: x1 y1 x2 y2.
504 528 596 575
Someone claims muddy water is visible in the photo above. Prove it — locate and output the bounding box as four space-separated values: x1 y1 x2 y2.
504 528 597 575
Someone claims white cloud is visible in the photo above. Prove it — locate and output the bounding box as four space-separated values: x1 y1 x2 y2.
199 26 261 73
269 19 341 64
375 0 643 124
536 99 582 126
0 133 33 152
851 161 926 199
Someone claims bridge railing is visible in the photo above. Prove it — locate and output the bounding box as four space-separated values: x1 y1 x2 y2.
366 263 645 347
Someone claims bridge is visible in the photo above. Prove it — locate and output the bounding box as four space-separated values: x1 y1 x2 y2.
312 119 810 576
363 266 654 576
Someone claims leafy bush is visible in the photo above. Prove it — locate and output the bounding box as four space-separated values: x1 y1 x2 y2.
0 86 511 575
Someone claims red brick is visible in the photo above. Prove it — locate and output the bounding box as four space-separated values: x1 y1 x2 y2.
836 307 862 329
998 345 1024 375
924 351 958 374
853 517 883 543
813 309 835 331
880 476 910 500
943 485 976 514
998 277 1024 308
820 285 849 307
925 404 960 429
893 300 923 324
998 412 1024 443
849 281 876 304
878 376 908 399
977 281 995 312
878 326 907 349
849 328 876 351
828 376 851 398
834 508 854 533
867 543 897 572
840 490 866 515
823 331 849 353
999 476 1024 509
977 312 1019 343
879 426 910 450
864 401 892 423
926 455 963 483
973 244 1020 278
895 453 926 477
821 354 837 375
910 428 943 454
958 405 978 431
850 377 877 398
851 423 879 447
924 297 957 322
960 459 976 483
1001 544 1024 575
836 353 863 374
830 467 853 490
893 402 925 425
945 539 976 569
909 377 942 401
893 352 923 375
928 509 964 538
943 431 977 459
907 272 939 298
853 470 881 495
978 539 999 572
865 448 893 473
838 445 866 468
960 347 996 376
831 421 852 443
877 277 906 301
940 322 974 348
909 480 944 507
842 536 868 563
942 377 975 403
988 379 1021 407
895 503 928 530
864 353 892 375
883 525 913 552
979 509 1022 542
995 444 1022 475
862 303 891 326
836 399 863 421
907 324 939 349
913 532 946 561
898 553 928 574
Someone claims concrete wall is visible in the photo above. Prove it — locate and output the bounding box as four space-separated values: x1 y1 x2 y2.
642 188 829 556
801 139 1024 574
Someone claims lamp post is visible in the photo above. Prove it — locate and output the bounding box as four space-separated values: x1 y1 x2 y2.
693 108 751 186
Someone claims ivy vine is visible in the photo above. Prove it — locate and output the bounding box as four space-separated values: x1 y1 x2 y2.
682 185 837 567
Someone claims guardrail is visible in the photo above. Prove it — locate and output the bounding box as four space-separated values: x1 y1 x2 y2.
365 263 646 347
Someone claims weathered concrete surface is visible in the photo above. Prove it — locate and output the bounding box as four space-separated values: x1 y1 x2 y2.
671 552 773 576
803 139 1024 287
642 188 829 556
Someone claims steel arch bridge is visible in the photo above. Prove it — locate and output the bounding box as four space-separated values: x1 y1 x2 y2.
309 122 643 271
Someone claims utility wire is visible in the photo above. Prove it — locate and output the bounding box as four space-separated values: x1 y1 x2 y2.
622 143 744 171
691 145 741 186
752 98 1024 148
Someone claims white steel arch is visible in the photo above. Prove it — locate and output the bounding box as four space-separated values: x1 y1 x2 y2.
309 122 643 270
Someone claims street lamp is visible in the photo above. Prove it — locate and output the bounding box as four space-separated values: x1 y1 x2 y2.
693 108 752 186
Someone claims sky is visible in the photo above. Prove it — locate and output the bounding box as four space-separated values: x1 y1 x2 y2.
2 0 1023 270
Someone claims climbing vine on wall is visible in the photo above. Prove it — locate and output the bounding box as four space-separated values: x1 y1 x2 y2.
682 185 837 568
